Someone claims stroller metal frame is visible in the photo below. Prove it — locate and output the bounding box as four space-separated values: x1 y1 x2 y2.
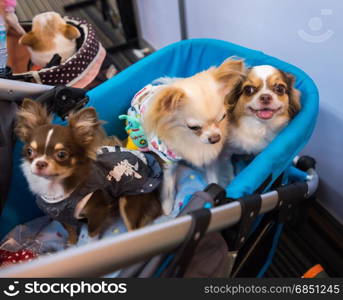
0 78 53 101
0 168 318 277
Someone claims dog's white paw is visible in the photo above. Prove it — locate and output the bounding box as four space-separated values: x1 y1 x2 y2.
161 182 175 215
160 163 177 215
206 163 219 184
162 199 173 215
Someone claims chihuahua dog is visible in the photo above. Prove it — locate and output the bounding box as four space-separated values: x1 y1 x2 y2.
227 65 301 155
125 59 244 214
16 99 162 243
19 12 80 68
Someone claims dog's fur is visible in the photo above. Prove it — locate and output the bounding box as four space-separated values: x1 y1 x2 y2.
227 65 301 155
16 100 161 242
19 12 80 67
142 59 245 214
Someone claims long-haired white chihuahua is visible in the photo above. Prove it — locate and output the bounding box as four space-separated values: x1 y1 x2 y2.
127 59 245 214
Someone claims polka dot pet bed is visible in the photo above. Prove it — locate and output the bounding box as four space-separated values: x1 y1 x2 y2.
7 17 107 88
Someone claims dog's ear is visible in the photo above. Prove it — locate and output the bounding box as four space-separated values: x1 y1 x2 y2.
215 58 245 95
18 31 38 47
68 107 102 146
226 78 244 114
155 86 185 112
15 99 52 142
284 73 301 118
62 24 81 40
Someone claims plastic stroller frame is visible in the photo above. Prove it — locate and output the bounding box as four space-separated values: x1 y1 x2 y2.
0 78 53 101
0 167 318 277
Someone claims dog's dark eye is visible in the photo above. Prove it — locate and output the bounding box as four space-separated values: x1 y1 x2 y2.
187 125 202 131
55 151 68 161
274 84 286 95
220 113 227 122
244 85 257 96
26 147 35 158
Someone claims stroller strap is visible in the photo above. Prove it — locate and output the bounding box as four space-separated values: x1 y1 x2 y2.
161 206 211 277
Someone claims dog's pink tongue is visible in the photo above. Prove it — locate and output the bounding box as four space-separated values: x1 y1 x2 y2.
257 110 274 119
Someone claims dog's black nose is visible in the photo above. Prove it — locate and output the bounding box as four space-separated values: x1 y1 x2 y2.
208 134 221 144
36 160 48 170
260 94 272 104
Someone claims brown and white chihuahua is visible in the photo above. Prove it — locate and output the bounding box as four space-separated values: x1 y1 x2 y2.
19 12 80 68
227 65 301 155
15 99 161 244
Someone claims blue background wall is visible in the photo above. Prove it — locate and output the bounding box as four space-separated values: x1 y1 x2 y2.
135 0 343 223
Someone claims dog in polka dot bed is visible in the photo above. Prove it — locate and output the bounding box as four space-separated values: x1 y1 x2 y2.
19 12 81 68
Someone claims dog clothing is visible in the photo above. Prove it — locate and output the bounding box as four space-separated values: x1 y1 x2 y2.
35 146 163 226
121 83 182 163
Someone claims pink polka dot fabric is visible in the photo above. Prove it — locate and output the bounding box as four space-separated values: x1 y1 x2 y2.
25 17 103 86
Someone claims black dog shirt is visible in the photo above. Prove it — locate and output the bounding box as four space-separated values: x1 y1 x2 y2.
35 146 163 225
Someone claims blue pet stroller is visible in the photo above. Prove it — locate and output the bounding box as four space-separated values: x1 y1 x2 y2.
0 39 319 277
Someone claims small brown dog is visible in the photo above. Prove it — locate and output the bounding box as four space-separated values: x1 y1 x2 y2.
16 99 162 243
